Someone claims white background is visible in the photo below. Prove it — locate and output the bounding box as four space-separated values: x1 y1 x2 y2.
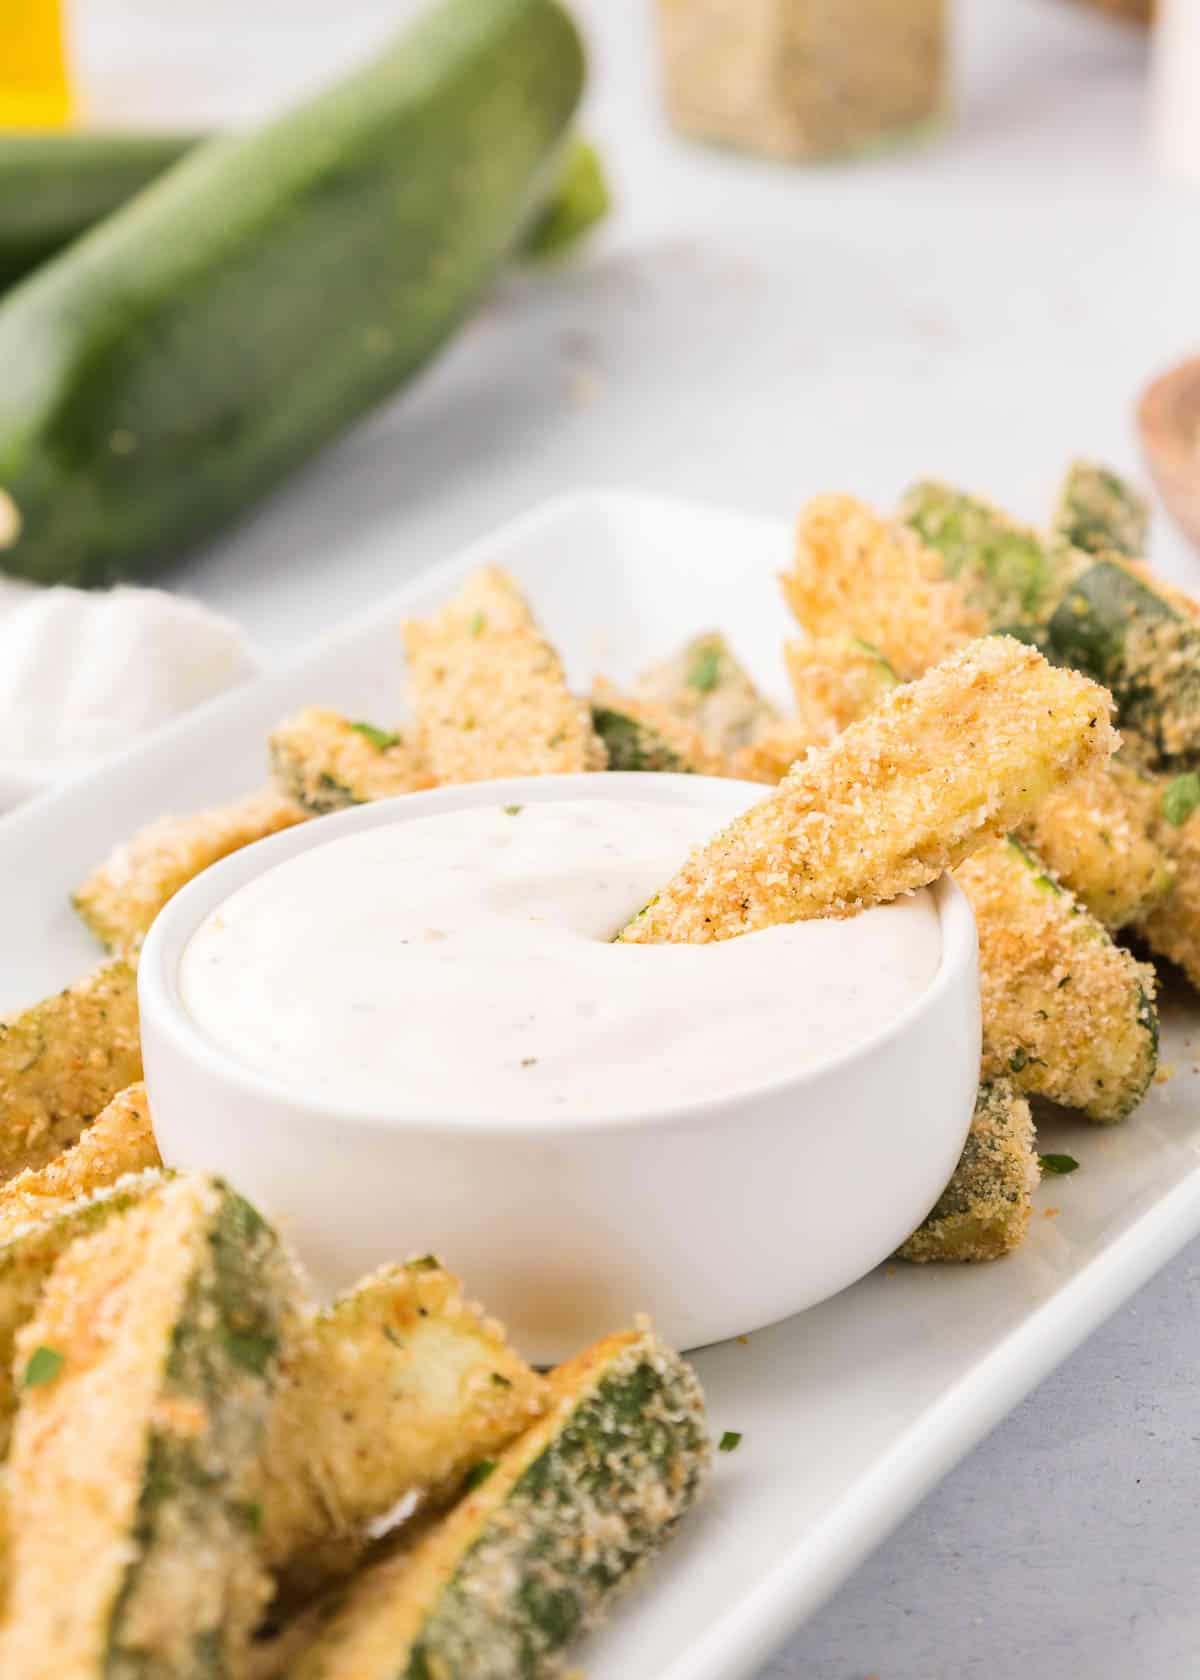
69 1 1200 1675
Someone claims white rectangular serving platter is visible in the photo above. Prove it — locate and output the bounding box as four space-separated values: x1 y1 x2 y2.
3 490 1199 1680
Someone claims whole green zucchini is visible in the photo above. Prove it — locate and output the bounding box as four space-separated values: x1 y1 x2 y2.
0 130 199 289
0 0 584 586
0 131 607 296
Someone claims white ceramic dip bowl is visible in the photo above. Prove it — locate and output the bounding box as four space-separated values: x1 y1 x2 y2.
139 773 980 1361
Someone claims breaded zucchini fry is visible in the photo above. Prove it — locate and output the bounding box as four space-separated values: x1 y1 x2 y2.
0 1171 164 1456
270 708 435 814
1020 759 1175 929
287 1326 709 1680
781 495 984 678
3 1175 296 1679
401 568 604 783
620 638 1116 943
898 1080 1039 1262
590 678 725 775
955 837 1158 1123
732 716 819 784
262 1258 547 1596
0 1082 160 1242
633 631 776 757
74 786 306 953
901 480 1080 642
0 958 142 1181
785 635 899 741
1053 459 1149 559
1141 776 1200 988
1048 555 1200 769
0 1465 8 1615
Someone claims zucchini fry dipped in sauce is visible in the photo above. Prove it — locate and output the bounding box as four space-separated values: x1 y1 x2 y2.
74 786 306 954
1019 759 1174 930
1053 459 1150 560
620 637 1116 943
781 494 984 677
0 958 142 1181
2 1176 297 1680
633 631 776 759
283 1326 709 1680
900 480 1080 644
955 838 1158 1124
898 1081 1039 1263
590 678 725 775
0 1082 159 1241
270 708 435 814
262 1257 547 1597
0 1171 165 1456
401 568 604 782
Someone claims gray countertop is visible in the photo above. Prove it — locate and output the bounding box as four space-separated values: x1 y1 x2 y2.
83 0 1200 1673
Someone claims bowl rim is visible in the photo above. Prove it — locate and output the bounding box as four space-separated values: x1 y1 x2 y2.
138 773 978 1140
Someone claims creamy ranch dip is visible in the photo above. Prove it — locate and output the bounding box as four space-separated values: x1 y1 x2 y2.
179 798 942 1121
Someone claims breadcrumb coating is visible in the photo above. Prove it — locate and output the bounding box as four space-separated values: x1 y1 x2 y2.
1020 759 1175 929
1053 459 1149 559
590 679 727 775
784 634 898 744
270 707 435 814
0 959 143 1182
781 494 984 679
633 631 776 757
1048 557 1200 769
401 568 604 783
0 1083 159 1241
1142 793 1200 989
286 1327 709 1680
898 1081 1039 1263
3 1176 294 1679
900 479 1082 635
74 786 306 954
262 1257 547 1599
0 1173 164 1458
955 837 1158 1123
620 638 1116 943
732 716 820 784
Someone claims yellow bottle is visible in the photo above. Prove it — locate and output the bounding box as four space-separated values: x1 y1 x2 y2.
1 0 72 128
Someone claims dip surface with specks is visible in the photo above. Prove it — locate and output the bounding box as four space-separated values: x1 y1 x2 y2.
179 798 942 1120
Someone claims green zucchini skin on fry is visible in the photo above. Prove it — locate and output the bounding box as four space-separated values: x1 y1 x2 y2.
3 1175 298 1678
956 836 1158 1125
634 632 775 757
0 0 584 587
900 480 1077 644
1052 460 1149 559
268 709 433 815
289 1327 709 1680
591 705 697 772
898 1080 1039 1263
1048 559 1200 769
